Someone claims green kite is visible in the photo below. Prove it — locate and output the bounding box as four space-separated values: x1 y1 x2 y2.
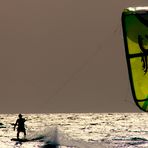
122 7 148 111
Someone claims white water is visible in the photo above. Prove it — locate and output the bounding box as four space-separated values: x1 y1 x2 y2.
0 113 148 147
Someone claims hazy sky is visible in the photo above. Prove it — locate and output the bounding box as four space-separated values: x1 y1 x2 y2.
0 0 147 113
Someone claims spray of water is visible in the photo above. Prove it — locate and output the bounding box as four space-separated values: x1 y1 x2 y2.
25 126 106 148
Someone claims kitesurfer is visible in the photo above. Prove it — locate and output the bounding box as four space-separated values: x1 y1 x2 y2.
14 114 26 139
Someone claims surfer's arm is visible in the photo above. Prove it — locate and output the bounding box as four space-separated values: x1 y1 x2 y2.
14 120 18 131
14 124 16 131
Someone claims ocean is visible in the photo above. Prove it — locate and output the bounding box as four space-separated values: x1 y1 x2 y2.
0 113 147 147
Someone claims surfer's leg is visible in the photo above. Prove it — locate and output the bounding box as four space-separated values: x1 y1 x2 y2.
23 129 26 139
17 131 20 139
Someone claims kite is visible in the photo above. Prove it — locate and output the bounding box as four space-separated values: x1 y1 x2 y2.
122 7 148 112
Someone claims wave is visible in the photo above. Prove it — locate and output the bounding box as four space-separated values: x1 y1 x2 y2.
25 126 106 148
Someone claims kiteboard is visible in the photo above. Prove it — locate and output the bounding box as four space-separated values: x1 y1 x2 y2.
122 7 148 111
11 138 29 142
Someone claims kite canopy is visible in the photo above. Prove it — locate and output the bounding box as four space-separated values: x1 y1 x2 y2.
122 6 148 112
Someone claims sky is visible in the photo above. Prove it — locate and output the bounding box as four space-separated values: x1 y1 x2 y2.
0 0 147 113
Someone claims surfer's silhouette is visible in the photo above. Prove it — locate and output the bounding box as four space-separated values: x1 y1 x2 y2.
14 114 26 139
